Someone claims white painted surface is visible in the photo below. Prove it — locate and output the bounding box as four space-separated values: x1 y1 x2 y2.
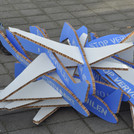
84 42 133 64
9 27 84 64
0 53 56 100
115 66 134 85
0 102 10 109
117 33 134 63
33 107 57 124
28 99 68 107
7 79 62 100
5 100 37 109
92 57 128 69
79 33 88 47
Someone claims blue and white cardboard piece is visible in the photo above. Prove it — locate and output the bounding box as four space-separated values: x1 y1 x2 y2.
0 22 134 125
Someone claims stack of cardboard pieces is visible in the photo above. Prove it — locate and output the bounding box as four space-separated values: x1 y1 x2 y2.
0 22 134 127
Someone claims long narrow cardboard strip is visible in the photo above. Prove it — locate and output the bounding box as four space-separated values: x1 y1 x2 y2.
26 99 69 108
5 100 38 110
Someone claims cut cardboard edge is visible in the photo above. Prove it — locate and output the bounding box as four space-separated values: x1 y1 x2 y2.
9 27 84 64
33 107 59 125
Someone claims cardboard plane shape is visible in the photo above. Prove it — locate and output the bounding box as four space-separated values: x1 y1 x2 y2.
9 27 84 64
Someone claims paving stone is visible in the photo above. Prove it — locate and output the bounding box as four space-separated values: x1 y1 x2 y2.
80 0 102 4
0 11 22 19
64 4 88 12
105 1 132 7
121 28 134 34
13 3 37 10
88 23 114 31
84 117 128 133
0 121 7 133
0 110 37 132
45 107 80 125
49 12 74 20
0 5 14 12
38 22 59 30
86 2 110 10
46 28 62 38
26 15 51 23
57 18 82 27
92 8 119 15
8 126 51 134
4 62 14 74
7 0 31 4
20 9 43 16
103 14 127 21
71 10 96 18
104 128 134 134
36 1 59 8
96 30 123 37
44 6 67 14
1 18 28 26
0 74 13 87
57 0 80 6
79 16 104 25
119 111 132 127
114 5 134 12
0 64 8 74
0 55 16 63
13 24 30 32
48 119 93 134
111 20 131 28
0 0 8 5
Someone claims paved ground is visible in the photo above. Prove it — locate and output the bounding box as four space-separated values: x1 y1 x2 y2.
0 0 134 133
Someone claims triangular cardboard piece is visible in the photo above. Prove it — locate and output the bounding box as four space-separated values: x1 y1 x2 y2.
0 53 55 101
33 107 58 125
26 99 69 108
9 27 84 64
91 57 128 70
84 42 133 65
114 66 134 85
103 89 122 113
6 79 62 101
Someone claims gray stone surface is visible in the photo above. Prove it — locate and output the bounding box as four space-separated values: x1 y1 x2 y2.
84 117 128 133
48 120 93 134
0 0 134 134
